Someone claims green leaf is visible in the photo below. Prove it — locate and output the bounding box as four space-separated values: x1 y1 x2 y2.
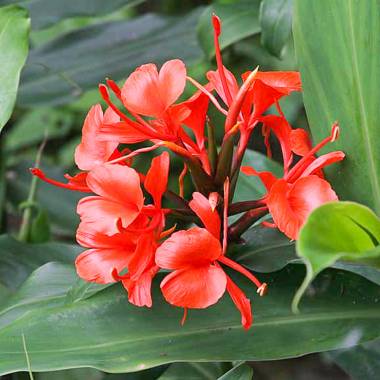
293 0 380 213
18 9 204 106
0 5 30 132
197 1 261 58
234 149 282 202
293 201 380 312
326 338 380 380
29 209 51 243
259 0 292 58
0 263 379 375
0 234 79 291
0 0 141 30
158 362 226 379
218 362 253 380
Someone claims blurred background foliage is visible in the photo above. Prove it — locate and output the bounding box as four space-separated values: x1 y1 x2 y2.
0 1 379 379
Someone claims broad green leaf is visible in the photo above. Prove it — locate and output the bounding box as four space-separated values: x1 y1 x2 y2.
0 263 379 374
0 0 141 29
218 362 252 380
18 9 204 106
326 338 380 380
198 0 261 58
158 362 226 379
0 5 29 132
8 161 83 236
293 0 380 213
234 149 282 202
293 201 380 312
259 0 292 58
0 234 79 291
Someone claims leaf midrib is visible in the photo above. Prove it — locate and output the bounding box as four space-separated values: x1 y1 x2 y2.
1 308 379 354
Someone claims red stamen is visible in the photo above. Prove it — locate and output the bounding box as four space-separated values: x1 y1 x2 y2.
179 163 188 198
286 122 340 182
112 268 129 281
218 255 266 291
186 76 228 115
222 178 230 255
261 221 277 229
181 307 188 326
30 168 91 193
212 14 233 106
107 143 163 165
159 224 176 240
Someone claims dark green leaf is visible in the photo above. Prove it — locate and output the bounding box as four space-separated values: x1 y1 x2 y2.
293 0 380 213
18 9 204 106
0 234 79 291
293 201 380 312
259 0 292 58
0 0 141 29
197 1 261 58
0 5 30 132
326 338 380 380
29 209 51 243
0 263 379 374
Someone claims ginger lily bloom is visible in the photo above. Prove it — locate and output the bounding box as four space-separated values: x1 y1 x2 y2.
242 123 345 240
156 189 267 329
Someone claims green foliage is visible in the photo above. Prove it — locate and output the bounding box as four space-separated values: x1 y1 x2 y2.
293 0 380 213
0 262 379 374
259 0 293 57
0 5 29 132
293 202 380 312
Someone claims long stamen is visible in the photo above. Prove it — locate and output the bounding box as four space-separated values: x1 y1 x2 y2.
212 15 233 106
30 168 91 193
286 122 340 182
181 307 188 326
107 143 163 165
186 76 228 115
222 178 230 255
179 163 188 198
218 255 267 295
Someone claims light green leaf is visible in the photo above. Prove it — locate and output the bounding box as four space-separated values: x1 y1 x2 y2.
293 201 380 312
259 0 292 58
158 362 226 379
218 362 252 380
18 9 203 106
293 0 380 213
0 263 379 375
198 0 261 58
0 5 29 132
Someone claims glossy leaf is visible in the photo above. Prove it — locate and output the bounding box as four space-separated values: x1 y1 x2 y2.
218 362 253 380
198 0 261 58
0 263 379 375
259 0 293 57
0 234 79 291
158 362 226 379
293 0 380 213
18 9 203 106
0 0 141 29
0 5 29 132
234 149 282 201
293 201 380 312
326 338 380 380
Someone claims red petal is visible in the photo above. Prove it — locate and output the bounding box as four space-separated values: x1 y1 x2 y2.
155 227 222 269
98 121 151 144
267 176 338 239
300 151 345 178
75 248 128 284
226 275 252 330
189 192 221 238
75 105 119 171
240 166 278 192
207 67 239 106
144 151 170 208
122 265 159 307
160 265 227 308
290 128 312 156
255 71 302 94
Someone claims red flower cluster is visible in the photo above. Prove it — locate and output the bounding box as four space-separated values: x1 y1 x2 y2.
31 15 344 329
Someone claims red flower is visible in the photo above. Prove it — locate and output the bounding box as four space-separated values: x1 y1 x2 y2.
242 123 345 239
156 191 266 329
